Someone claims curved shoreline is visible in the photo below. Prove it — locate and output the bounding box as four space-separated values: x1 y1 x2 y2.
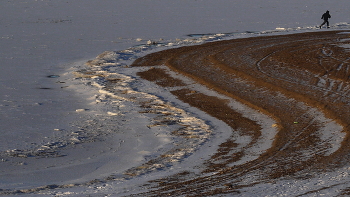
3 30 350 196
131 30 350 196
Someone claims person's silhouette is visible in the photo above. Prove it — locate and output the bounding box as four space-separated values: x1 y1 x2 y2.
320 10 331 29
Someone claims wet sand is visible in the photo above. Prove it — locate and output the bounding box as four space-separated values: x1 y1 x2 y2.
131 30 350 196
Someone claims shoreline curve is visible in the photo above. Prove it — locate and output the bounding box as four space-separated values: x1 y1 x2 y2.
130 30 350 196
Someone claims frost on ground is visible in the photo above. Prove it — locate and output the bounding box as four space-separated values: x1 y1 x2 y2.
3 26 350 196
113 29 350 196
73 61 214 177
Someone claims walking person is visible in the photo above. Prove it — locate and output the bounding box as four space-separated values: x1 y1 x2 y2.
320 10 331 29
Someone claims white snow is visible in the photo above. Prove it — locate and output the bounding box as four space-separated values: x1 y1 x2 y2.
1 0 350 196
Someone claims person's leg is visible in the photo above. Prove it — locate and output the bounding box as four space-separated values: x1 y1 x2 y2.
320 21 326 28
327 20 329 28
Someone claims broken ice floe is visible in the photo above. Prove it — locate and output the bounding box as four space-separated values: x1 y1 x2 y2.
74 61 213 176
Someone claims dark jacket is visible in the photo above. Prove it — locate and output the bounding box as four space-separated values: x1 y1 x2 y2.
322 11 331 21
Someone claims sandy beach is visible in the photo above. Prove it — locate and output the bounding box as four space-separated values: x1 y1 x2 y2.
1 28 350 197
2 28 350 196
128 30 350 196
3 1 350 196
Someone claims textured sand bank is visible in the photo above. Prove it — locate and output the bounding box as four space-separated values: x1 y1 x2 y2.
130 30 350 196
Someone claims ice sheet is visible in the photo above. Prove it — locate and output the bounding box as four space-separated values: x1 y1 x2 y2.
2 0 350 196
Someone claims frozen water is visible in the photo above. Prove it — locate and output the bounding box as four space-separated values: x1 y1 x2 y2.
1 0 350 196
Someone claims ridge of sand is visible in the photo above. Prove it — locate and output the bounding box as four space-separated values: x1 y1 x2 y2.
130 30 350 196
